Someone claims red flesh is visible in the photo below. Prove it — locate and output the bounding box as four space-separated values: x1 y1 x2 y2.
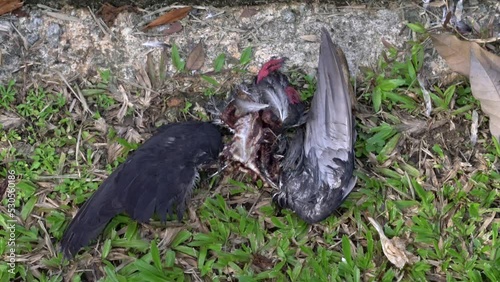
256 58 286 83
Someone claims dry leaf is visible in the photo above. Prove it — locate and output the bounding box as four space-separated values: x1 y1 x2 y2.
117 85 133 122
251 254 273 271
0 0 22 16
144 6 192 30
107 142 124 163
368 217 416 269
471 110 478 145
0 178 7 200
11 6 28 17
240 8 258 18
381 37 396 50
125 128 143 143
94 117 108 134
186 41 205 71
0 112 22 129
469 47 500 140
98 3 136 27
431 33 472 76
163 22 183 35
431 33 500 77
167 97 182 107
432 33 500 139
443 11 452 28
417 75 432 116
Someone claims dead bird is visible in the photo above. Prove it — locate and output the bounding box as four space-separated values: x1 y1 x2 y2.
60 122 222 258
273 28 357 223
215 57 306 186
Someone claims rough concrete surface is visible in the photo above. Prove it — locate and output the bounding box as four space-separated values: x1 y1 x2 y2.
23 0 373 9
0 3 416 86
0 2 498 97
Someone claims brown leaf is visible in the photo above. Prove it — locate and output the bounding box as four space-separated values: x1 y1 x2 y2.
107 142 125 163
98 3 136 27
469 47 500 140
381 37 396 50
240 8 258 18
0 0 23 16
432 33 500 139
251 254 273 271
167 97 183 107
144 6 192 30
186 41 205 71
163 21 183 35
442 11 452 28
11 6 28 17
431 33 472 77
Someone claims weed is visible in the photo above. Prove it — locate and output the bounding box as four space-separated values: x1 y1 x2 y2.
213 53 226 72
171 43 185 72
0 80 16 109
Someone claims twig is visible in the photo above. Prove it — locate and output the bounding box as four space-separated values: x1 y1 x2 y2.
44 11 81 22
57 72 93 115
75 125 83 178
88 6 111 37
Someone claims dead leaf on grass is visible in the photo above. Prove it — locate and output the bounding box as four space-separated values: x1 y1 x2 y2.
431 33 472 76
368 217 419 269
144 6 192 30
94 117 108 134
469 47 500 140
186 41 205 71
0 0 22 16
107 142 124 163
431 33 500 140
117 85 133 123
0 112 23 130
251 254 273 272
125 127 143 143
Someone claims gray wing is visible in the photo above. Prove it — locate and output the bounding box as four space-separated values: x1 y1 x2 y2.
305 28 355 192
275 28 356 223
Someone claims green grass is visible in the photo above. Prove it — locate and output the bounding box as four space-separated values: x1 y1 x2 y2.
0 33 499 282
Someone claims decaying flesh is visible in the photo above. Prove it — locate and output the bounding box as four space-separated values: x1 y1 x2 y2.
220 59 304 186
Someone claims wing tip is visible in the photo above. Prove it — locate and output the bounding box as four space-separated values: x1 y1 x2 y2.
60 231 81 259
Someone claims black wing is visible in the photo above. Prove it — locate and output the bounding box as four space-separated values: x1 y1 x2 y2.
60 122 222 258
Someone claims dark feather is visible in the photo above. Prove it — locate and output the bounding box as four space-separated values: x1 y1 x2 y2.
276 28 357 223
60 122 222 258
